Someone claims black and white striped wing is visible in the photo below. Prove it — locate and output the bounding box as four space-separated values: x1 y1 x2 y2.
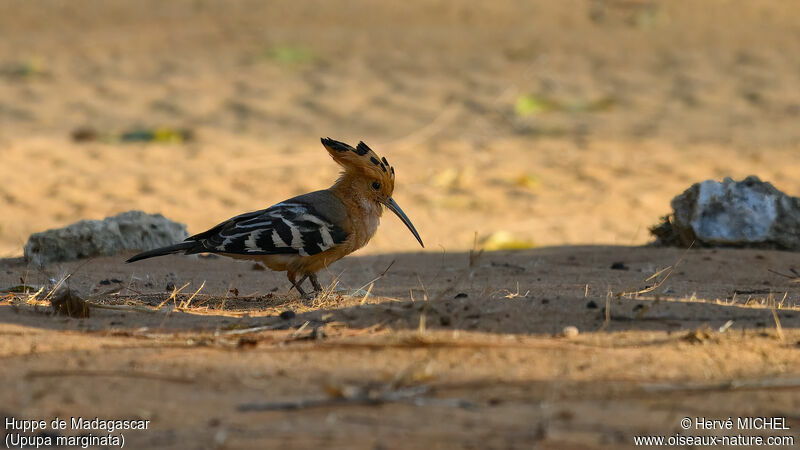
188 201 348 257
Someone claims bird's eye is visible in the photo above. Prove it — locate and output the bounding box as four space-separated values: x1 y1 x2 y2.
371 181 381 191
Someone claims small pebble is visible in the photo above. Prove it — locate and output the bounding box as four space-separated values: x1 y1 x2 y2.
279 310 296 320
454 293 468 298
586 300 598 309
561 326 579 339
610 262 629 270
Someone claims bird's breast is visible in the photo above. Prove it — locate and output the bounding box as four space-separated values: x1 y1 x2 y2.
352 199 381 250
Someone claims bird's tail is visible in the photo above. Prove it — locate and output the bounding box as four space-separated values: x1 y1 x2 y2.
126 242 195 263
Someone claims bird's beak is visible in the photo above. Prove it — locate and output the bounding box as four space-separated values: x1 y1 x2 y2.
384 197 424 248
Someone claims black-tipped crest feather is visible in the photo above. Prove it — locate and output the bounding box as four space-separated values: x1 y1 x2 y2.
355 141 371 155
320 137 354 153
320 137 396 192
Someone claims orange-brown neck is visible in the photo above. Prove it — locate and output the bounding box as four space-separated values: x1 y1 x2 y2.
330 172 384 250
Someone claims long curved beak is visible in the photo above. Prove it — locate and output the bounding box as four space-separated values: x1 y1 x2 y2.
384 197 424 248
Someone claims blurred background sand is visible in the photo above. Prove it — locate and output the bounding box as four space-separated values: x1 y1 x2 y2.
2 0 800 257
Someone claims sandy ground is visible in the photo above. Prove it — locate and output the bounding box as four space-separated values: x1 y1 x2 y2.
2 247 800 449
2 0 800 448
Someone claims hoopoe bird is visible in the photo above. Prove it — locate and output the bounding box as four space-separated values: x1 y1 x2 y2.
127 138 424 298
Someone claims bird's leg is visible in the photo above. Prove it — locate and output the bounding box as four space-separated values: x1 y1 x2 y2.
294 274 309 290
309 273 323 293
287 272 311 299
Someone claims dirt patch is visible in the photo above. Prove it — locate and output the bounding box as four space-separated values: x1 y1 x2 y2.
1 246 799 448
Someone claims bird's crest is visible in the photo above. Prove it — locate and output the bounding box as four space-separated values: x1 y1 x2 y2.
320 138 395 191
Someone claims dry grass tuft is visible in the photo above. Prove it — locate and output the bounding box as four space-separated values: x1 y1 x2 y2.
769 292 785 342
155 282 190 310
178 281 205 310
311 276 342 309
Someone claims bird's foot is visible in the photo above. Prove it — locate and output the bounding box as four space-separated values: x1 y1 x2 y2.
295 274 324 301
299 290 320 301
295 285 323 301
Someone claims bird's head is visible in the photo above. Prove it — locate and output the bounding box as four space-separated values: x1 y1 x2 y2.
321 137 424 248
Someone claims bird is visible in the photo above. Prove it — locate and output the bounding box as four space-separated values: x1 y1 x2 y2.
127 138 424 298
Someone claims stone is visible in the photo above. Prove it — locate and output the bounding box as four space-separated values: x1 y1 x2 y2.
561 326 579 339
24 210 189 265
651 176 800 250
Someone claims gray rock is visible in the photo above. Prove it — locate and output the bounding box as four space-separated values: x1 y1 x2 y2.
24 210 189 265
651 176 800 249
